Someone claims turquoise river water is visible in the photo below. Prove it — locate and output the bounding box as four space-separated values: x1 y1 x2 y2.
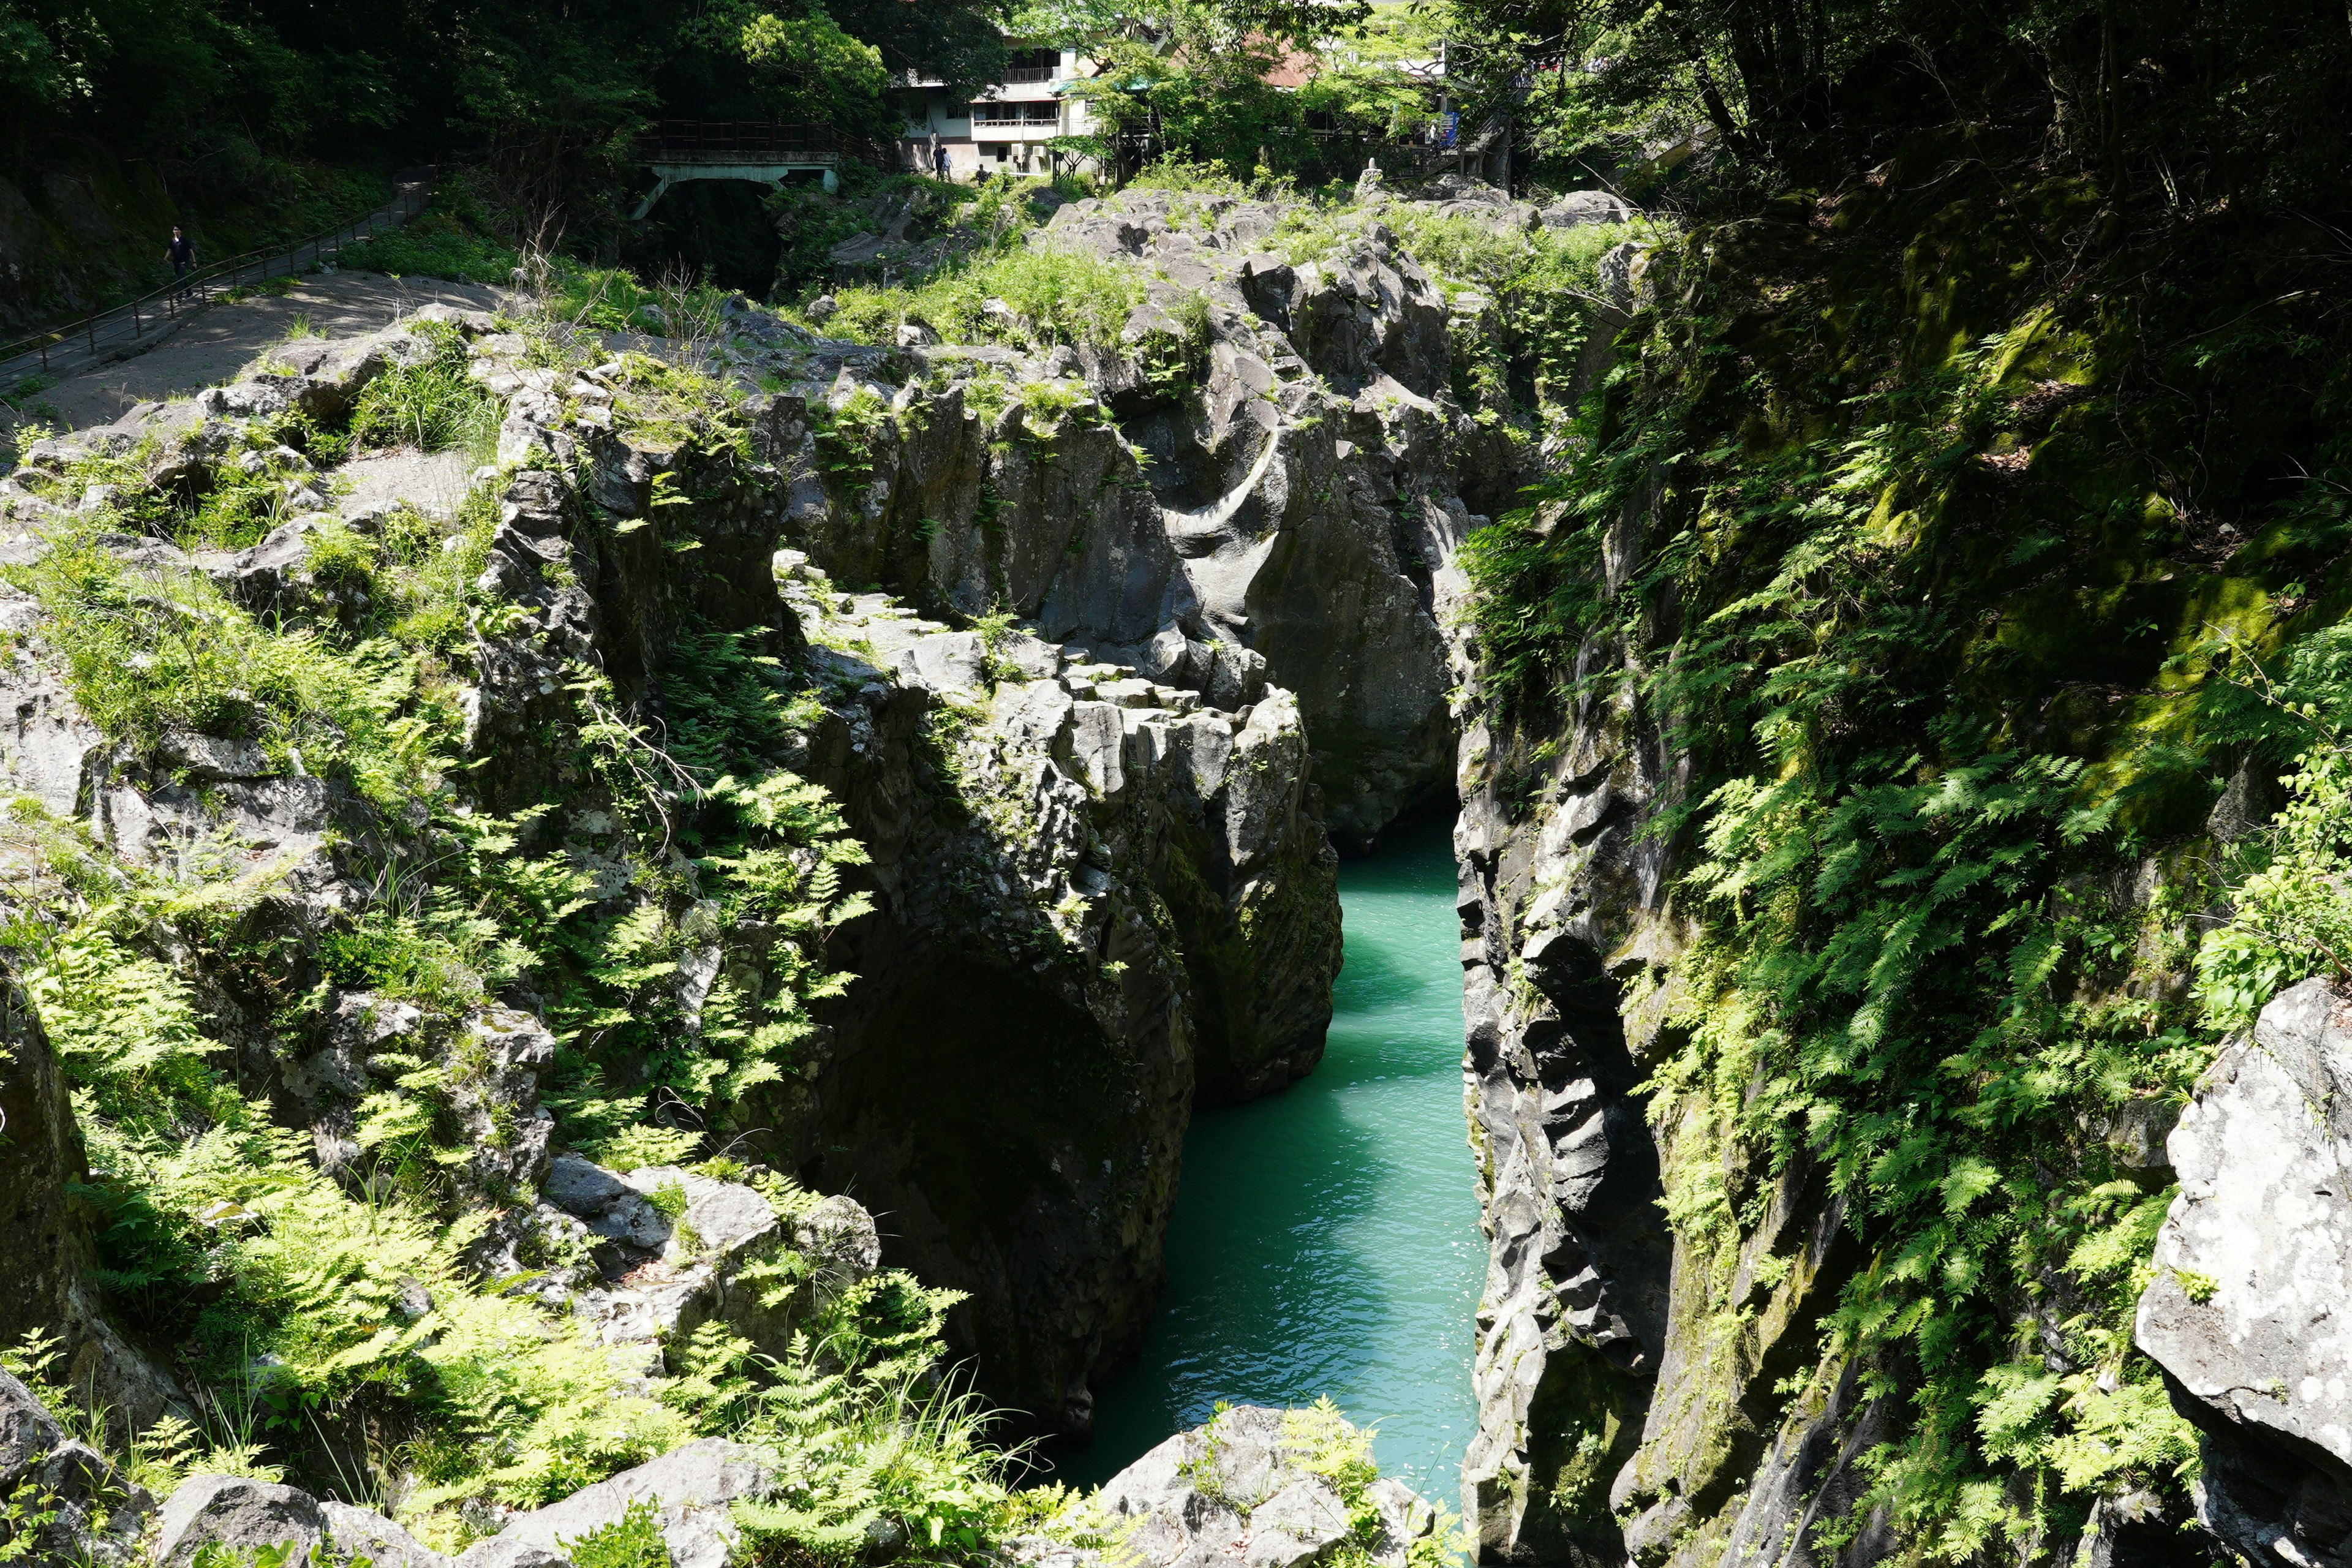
1052 815 1485 1500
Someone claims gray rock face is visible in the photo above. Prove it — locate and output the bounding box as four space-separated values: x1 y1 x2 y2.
753 581 1339 1430
1087 1405 1434 1568
0 283 1341 1466
449 1008 559 1199
0 1368 151 1565
2136 978 2352 1568
322 1499 453 1568
532 1154 879 1366
453 1539 570 1568
155 1474 325 1568
752 186 1498 843
1540 190 1636 228
1445 231 1678 1567
468 1438 772 1568
0 959 83 1363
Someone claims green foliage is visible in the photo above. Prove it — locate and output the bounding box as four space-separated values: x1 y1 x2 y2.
698 1277 1018 1566
347 323 503 459
1457 113 2352 1551
339 203 519 286
2188 624 2352 1028
1379 207 1645 441
546 264 729 341
592 1125 708 1172
1055 12 1404 184
3 533 450 807
562 1498 671 1568
827 245 1144 354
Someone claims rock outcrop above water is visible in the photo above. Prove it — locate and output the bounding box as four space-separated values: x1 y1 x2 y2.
756 186 1513 845
759 564 1337 1426
2136 978 2352 1568
1452 611 1678 1564
0 294 1341 1447
1443 239 1683 1564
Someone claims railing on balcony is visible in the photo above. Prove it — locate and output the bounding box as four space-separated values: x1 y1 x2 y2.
1005 65 1058 83
971 105 1061 127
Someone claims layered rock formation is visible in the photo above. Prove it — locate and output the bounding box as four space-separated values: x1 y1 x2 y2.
755 568 1336 1426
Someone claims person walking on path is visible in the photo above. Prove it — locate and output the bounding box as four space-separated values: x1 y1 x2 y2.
930 132 952 181
167 227 196 300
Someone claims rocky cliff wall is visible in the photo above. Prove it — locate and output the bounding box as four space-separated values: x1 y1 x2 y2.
0 285 1338 1468
749 186 1518 849
1439 136 2352 1568
2136 979 2352 1568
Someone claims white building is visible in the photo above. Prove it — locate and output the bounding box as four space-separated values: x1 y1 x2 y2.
900 44 1104 180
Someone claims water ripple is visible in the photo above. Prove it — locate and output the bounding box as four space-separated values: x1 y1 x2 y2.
1047 817 1481 1503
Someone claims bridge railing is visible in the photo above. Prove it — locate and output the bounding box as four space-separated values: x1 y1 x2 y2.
638 121 840 159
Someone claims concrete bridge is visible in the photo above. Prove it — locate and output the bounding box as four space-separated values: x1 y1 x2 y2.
631 121 842 219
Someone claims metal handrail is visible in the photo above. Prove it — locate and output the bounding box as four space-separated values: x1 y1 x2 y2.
638 121 840 157
0 168 437 386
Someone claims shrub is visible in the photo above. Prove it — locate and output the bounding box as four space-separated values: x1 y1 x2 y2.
347 321 502 458
827 245 1142 353
563 1499 671 1568
340 210 519 286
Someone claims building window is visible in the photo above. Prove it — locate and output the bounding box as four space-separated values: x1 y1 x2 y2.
1006 47 1058 84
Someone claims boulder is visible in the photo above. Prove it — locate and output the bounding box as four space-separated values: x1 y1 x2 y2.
322 1499 452 1568
2135 976 2352 1568
1540 190 1635 227
154 1475 325 1568
200 515 337 618
539 1155 880 1360
1093 1406 1433 1568
0 1369 151 1565
1245 1477 1355 1568
466 1438 773 1568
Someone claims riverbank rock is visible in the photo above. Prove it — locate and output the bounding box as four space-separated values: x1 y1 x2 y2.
753 578 1340 1429
2135 977 2352 1568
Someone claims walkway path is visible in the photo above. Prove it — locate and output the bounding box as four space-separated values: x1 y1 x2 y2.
18 272 503 434
0 173 437 391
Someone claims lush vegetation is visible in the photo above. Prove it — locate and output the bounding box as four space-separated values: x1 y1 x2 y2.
1455 4 2352 1556
0 314 983 1552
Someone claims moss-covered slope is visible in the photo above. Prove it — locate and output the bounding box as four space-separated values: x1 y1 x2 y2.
1457 120 2352 1567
